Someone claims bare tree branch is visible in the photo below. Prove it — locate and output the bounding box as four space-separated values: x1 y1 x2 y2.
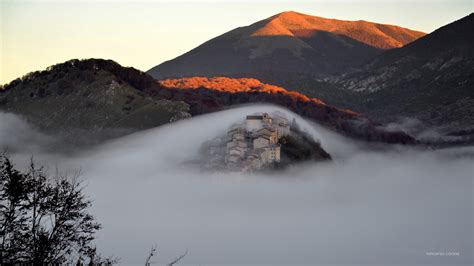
167 249 188 266
144 244 157 266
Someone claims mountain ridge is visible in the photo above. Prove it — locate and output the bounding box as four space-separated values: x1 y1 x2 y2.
148 11 425 79
157 77 415 144
0 60 416 146
252 11 425 49
331 13 474 141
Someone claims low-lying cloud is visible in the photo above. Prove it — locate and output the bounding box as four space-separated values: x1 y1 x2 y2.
1 106 473 266
382 117 465 142
0 112 54 154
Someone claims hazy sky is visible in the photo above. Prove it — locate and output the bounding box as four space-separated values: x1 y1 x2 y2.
1 0 472 84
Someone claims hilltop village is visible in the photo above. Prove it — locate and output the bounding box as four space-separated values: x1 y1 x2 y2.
200 112 331 172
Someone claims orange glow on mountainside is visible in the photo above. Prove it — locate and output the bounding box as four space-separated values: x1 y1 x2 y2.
251 11 426 49
159 77 328 106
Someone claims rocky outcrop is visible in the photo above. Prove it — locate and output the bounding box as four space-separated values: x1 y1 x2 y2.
332 13 474 143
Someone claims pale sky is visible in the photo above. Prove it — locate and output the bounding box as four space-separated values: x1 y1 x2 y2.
1 0 472 84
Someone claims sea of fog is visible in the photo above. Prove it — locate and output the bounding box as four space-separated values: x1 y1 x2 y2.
1 105 473 266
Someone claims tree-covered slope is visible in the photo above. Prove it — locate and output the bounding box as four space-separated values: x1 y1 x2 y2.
0 59 190 145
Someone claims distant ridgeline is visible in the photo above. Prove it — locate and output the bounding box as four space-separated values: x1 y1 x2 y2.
1 59 415 148
199 111 331 172
152 13 474 146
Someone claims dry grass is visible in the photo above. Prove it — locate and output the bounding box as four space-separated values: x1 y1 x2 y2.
251 11 426 49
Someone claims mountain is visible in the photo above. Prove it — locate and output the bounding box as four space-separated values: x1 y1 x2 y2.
148 11 424 79
158 77 414 144
1 60 415 146
332 13 474 142
0 59 191 146
149 11 473 144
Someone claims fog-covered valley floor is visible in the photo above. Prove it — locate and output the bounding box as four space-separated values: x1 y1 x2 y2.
1 105 473 266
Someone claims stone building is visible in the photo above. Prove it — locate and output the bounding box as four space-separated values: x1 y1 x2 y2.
256 127 278 143
225 126 248 164
223 112 289 171
253 135 270 149
246 115 264 132
251 146 281 165
227 126 245 138
265 145 281 163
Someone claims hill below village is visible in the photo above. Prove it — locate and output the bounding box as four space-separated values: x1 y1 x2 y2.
199 111 331 172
